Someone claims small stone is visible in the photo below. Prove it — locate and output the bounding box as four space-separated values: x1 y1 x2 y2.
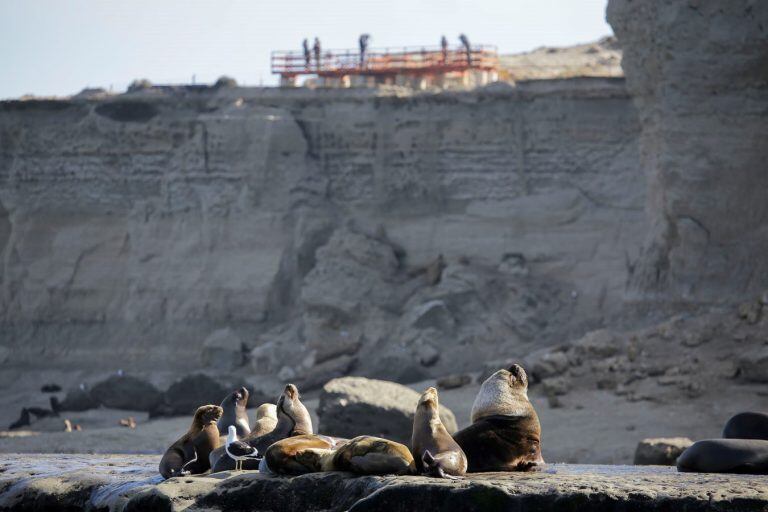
278 366 297 382
738 346 768 383
542 376 570 396
634 438 693 465
737 301 762 325
417 344 440 367
532 351 570 380
436 374 472 390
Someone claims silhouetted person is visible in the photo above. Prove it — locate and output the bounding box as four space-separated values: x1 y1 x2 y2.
359 33 371 68
441 35 448 63
459 33 471 66
313 37 322 71
302 38 311 69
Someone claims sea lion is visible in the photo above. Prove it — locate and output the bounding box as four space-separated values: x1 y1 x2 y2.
677 439 768 474
327 435 416 475
218 387 250 438
209 402 277 469
159 404 223 479
250 403 278 436
411 387 467 478
262 434 341 475
453 364 544 472
723 411 768 440
211 384 312 472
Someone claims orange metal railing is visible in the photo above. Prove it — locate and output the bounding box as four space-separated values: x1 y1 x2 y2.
271 44 498 77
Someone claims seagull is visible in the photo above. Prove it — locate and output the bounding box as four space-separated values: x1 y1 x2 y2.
225 425 259 471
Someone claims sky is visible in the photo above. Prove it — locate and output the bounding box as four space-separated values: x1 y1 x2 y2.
0 0 612 100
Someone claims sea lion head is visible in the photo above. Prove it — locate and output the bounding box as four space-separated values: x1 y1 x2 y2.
416 386 440 420
470 364 532 423
194 404 223 427
277 384 313 434
221 387 249 409
255 403 277 421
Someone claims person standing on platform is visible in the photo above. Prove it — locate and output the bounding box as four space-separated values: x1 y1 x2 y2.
441 35 448 63
313 37 322 71
459 33 471 66
359 34 370 68
302 39 311 69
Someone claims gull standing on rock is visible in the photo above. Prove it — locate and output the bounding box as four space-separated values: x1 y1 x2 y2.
225 425 260 471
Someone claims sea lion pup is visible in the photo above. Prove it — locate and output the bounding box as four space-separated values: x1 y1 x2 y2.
411 387 467 478
218 387 251 439
453 364 544 472
723 411 768 440
159 404 223 479
211 384 312 472
677 439 768 474
209 402 278 469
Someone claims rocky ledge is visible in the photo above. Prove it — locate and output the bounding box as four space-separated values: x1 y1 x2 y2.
1 455 767 511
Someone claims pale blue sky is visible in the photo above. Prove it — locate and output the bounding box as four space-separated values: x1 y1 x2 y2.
1 0 611 99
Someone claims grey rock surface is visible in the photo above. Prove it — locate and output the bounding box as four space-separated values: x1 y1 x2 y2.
634 437 693 466
607 0 768 302
0 80 643 376
317 376 457 443
1 454 767 512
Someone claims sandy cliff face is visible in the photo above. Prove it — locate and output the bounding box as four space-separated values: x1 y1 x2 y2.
608 0 768 302
0 82 643 376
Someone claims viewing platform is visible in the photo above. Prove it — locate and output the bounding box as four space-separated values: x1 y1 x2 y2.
271 44 499 89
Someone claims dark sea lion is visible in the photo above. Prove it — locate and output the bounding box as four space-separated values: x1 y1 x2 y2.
723 411 768 440
217 387 250 438
411 387 467 478
453 364 544 472
326 435 415 475
209 402 278 469
677 439 768 474
159 404 223 479
211 384 312 472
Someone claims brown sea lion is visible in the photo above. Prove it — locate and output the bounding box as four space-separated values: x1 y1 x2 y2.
250 403 278 436
411 387 467 478
209 402 278 469
159 404 223 479
217 387 250 438
453 364 544 472
326 435 416 475
262 434 343 475
211 384 312 472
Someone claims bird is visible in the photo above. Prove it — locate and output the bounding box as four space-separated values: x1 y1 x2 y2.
225 425 259 471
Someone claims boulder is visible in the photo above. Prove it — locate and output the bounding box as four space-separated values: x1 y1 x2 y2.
436 374 472 390
572 329 620 359
59 385 100 412
299 355 356 391
738 346 768 383
317 376 457 444
0 345 10 364
532 351 570 380
201 328 245 371
152 374 229 417
90 375 162 411
408 300 455 331
634 437 693 466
